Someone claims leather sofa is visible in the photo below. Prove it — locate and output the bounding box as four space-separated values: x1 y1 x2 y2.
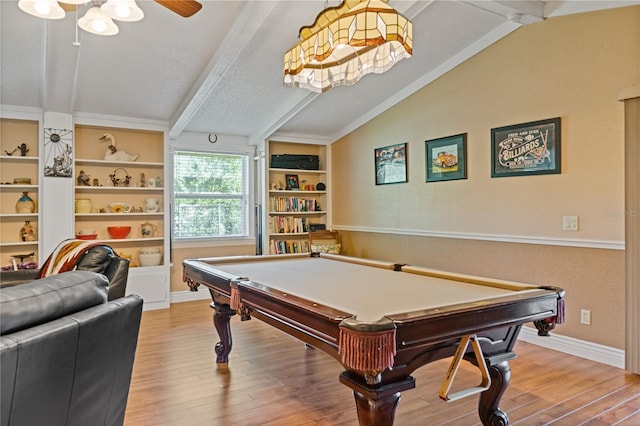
0 271 143 426
0 244 129 300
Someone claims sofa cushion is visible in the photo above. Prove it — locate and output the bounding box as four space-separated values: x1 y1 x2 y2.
0 271 108 335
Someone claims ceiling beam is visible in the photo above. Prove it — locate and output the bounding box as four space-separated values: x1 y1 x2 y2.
168 1 279 140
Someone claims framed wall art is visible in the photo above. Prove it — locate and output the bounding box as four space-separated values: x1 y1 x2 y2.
43 127 74 177
425 133 467 182
491 117 561 177
285 174 299 189
374 142 407 185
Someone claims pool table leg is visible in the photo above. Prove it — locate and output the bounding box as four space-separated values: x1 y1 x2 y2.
210 302 236 364
340 372 415 426
478 359 511 426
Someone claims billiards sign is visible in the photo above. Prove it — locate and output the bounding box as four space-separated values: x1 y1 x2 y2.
491 117 561 177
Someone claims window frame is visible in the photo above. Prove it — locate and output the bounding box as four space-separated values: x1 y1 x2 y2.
170 145 255 245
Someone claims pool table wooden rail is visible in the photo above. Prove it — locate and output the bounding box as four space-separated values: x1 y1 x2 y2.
182 254 565 426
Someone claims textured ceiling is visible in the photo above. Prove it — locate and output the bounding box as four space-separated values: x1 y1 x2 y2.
1 0 635 145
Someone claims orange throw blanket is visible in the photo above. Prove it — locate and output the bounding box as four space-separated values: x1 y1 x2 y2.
37 239 105 278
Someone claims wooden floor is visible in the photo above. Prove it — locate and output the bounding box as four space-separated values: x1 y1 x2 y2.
124 300 640 426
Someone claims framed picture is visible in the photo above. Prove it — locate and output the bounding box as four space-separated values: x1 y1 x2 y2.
491 117 561 177
285 174 299 189
425 133 467 182
43 128 74 177
375 142 407 185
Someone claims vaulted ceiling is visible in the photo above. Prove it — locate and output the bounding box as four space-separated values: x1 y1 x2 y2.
1 1 634 144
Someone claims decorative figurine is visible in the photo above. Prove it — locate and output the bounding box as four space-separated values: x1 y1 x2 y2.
109 167 131 187
99 133 139 162
18 143 29 156
77 170 91 186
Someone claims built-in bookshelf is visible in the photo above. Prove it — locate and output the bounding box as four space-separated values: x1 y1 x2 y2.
74 124 169 309
0 118 40 269
266 140 330 255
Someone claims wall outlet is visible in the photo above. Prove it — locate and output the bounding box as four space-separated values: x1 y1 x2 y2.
580 309 591 325
563 215 579 231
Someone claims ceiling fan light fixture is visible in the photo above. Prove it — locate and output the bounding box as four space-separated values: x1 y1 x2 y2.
18 0 65 19
78 6 119 35
101 0 144 22
283 0 412 93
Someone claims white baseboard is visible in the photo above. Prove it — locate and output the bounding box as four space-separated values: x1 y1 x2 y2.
170 289 211 304
518 326 625 369
168 292 626 370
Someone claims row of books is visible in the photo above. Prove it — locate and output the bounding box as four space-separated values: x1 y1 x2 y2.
270 216 308 234
269 239 311 255
270 196 319 213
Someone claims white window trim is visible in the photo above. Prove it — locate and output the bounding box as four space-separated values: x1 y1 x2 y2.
169 136 256 245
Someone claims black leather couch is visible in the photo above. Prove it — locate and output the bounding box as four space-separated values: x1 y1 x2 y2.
0 271 143 426
0 244 129 300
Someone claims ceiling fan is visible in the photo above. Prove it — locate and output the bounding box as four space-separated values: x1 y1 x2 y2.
56 0 203 18
154 0 202 17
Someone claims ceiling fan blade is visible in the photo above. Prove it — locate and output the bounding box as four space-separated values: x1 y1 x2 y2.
154 0 202 17
58 2 75 13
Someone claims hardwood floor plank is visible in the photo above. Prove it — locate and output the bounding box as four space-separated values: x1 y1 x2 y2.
124 300 640 426
615 410 640 425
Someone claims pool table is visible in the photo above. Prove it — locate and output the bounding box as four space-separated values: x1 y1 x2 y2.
183 253 565 426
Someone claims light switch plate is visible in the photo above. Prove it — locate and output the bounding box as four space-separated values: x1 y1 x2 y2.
562 215 579 231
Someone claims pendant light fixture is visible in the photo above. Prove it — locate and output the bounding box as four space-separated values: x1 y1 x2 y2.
284 0 413 93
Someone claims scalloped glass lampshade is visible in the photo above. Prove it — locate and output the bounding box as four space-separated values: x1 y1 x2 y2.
284 0 412 93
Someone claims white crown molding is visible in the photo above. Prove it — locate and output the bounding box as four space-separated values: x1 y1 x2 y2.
0 104 44 120
331 225 625 250
73 112 168 132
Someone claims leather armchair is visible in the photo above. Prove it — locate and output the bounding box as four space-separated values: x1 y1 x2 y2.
0 244 129 300
0 271 143 426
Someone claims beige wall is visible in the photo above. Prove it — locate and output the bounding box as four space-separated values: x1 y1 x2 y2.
331 7 639 349
170 244 255 293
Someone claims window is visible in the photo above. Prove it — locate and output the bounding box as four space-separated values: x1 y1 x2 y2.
173 151 249 239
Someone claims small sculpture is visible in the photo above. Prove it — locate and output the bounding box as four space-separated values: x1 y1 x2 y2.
77 170 91 186
18 143 29 156
99 133 139 162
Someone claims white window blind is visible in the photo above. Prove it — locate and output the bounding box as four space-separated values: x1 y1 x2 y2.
173 151 249 239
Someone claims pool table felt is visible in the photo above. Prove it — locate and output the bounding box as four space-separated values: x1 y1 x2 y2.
202 256 540 322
